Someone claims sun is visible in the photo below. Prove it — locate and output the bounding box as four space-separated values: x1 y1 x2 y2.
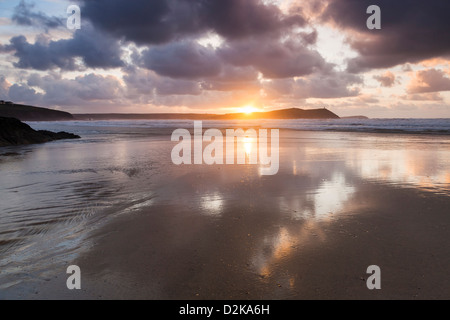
240 105 258 114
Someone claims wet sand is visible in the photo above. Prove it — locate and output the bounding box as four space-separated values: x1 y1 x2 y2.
71 185 450 300
2 129 450 299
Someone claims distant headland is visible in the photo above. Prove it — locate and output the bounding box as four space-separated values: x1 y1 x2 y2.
75 107 340 120
1 102 342 121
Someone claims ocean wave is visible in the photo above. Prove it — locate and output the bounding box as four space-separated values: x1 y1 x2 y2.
27 118 450 135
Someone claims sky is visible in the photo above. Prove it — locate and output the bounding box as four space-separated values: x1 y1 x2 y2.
0 0 449 118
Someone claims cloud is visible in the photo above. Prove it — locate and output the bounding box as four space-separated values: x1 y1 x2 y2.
4 35 77 70
3 26 124 71
401 92 443 101
12 0 64 31
123 67 202 98
140 41 222 79
358 94 379 104
0 0 351 112
8 82 42 103
317 0 450 72
219 38 327 79
373 71 396 87
60 74 122 105
80 0 197 45
299 29 318 46
0 76 11 100
5 73 125 108
407 68 450 94
80 0 305 45
199 0 305 40
292 71 361 98
200 65 260 92
264 69 362 99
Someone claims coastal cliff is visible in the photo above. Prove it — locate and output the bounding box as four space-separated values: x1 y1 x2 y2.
216 108 340 120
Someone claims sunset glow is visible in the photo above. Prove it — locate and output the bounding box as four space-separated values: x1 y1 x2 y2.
240 105 258 114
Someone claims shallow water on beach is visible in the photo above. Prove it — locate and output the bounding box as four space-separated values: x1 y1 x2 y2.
0 120 449 297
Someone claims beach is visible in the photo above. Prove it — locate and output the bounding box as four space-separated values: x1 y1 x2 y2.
0 120 449 299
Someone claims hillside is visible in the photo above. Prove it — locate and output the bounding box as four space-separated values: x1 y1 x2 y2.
214 108 340 120
341 116 369 120
0 103 74 121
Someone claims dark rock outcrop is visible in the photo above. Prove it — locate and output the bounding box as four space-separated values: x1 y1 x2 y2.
0 117 80 147
37 130 80 141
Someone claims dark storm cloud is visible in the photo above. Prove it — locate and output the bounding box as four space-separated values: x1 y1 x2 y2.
123 67 202 96
3 26 124 70
5 35 77 70
12 0 64 30
140 41 222 79
219 38 327 79
138 32 327 81
199 0 305 40
317 0 450 71
8 82 42 103
80 0 184 45
80 0 305 45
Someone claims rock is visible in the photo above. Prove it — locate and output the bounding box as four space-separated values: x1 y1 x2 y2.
0 117 80 147
37 130 81 140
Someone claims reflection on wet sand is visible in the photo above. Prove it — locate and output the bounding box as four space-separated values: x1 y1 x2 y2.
2 129 449 299
253 222 327 281
200 192 224 217
347 147 449 194
248 132 449 292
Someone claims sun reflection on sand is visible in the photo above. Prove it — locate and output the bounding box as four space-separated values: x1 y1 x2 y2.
309 173 355 219
243 136 253 158
252 221 328 279
249 131 449 288
200 192 224 217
